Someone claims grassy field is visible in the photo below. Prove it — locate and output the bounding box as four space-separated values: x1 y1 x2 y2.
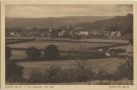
16 58 127 79
8 41 116 50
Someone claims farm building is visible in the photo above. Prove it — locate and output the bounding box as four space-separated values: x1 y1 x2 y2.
9 32 22 37
89 31 98 35
58 30 66 37
109 31 122 38
77 31 89 36
126 42 133 58
10 32 15 36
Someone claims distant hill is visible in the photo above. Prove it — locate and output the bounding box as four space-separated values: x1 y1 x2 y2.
72 14 133 35
6 16 113 29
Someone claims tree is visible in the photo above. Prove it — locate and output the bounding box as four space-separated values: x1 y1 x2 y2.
6 46 12 59
6 61 24 82
25 47 41 59
44 44 60 60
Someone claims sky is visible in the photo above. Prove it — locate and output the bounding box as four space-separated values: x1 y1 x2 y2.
6 4 133 18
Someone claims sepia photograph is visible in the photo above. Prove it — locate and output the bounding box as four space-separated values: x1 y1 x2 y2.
5 4 133 85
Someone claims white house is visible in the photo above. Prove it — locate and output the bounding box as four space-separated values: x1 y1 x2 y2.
116 31 122 38
10 32 15 36
109 31 117 38
109 31 122 38
58 30 66 37
77 31 89 36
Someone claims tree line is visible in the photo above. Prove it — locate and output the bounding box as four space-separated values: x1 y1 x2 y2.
6 44 60 60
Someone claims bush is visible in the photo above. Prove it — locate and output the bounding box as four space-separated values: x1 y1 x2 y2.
29 69 45 83
115 59 133 80
94 69 115 80
72 64 94 82
6 61 24 83
6 46 12 59
28 59 134 83
25 47 41 59
44 65 65 83
29 65 66 83
44 44 60 60
29 62 95 83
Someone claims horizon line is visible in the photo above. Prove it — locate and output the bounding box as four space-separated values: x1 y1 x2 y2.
5 13 132 19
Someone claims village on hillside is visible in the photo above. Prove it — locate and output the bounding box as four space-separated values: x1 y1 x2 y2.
6 14 133 40
6 27 122 39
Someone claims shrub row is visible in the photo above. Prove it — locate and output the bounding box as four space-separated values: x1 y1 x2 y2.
28 59 133 83
6 44 126 61
6 44 60 60
6 45 109 60
25 44 60 60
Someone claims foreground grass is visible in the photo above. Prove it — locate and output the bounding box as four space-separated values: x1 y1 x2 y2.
16 58 127 79
6 58 133 85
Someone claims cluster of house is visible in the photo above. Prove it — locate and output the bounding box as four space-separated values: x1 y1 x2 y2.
108 31 122 39
6 28 122 39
